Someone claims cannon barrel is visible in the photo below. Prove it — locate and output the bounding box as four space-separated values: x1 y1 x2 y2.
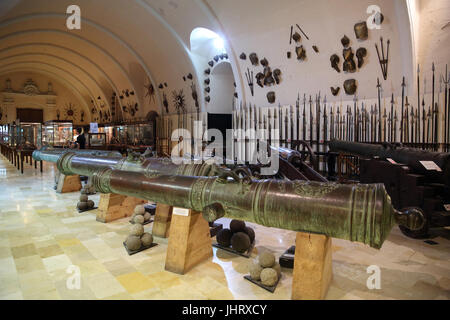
91 167 423 249
33 148 217 177
32 147 123 163
329 140 450 185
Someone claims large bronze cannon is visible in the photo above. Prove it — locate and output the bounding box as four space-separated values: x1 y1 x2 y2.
34 149 424 249
33 148 217 177
328 139 450 186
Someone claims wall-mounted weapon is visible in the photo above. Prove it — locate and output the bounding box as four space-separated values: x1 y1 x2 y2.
375 37 390 80
245 68 254 97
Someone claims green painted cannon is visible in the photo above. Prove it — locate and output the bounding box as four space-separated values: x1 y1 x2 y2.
34 149 424 249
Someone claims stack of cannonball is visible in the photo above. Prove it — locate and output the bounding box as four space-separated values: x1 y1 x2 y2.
124 205 154 251
249 251 281 286
130 204 152 224
77 194 95 211
216 219 255 253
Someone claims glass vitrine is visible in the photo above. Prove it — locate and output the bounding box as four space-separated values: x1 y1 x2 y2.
0 125 8 144
9 123 18 147
18 122 42 149
125 123 154 146
88 133 106 148
42 121 73 147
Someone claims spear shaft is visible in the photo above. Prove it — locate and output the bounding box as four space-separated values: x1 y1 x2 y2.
401 77 405 142
377 78 382 142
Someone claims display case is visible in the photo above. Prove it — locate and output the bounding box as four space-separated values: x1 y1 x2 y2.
104 125 126 145
18 122 42 150
8 123 18 147
88 133 106 148
42 121 73 147
0 124 8 144
125 123 155 146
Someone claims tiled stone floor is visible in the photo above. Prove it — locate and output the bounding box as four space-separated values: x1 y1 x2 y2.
0 155 449 300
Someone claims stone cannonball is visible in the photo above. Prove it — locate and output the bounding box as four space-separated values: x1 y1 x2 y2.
259 251 275 268
229 219 246 233
231 232 251 253
79 194 88 202
134 215 145 225
272 262 281 278
134 205 145 215
125 235 142 251
77 202 88 210
87 200 95 209
244 226 255 243
143 212 151 222
216 228 233 247
130 224 144 237
260 268 278 286
249 260 263 281
141 233 153 246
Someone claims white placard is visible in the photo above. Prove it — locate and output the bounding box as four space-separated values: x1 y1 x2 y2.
283 253 295 258
387 158 397 164
419 161 442 172
173 207 190 216
444 204 450 212
90 122 99 133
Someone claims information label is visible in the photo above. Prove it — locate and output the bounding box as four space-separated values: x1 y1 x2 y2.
387 158 397 164
90 122 99 133
419 161 442 172
173 207 190 216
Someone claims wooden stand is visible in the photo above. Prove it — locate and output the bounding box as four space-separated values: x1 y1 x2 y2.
56 174 82 193
291 232 332 300
96 193 146 223
164 208 213 275
152 204 173 238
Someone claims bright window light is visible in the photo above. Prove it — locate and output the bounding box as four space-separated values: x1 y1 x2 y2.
213 37 225 50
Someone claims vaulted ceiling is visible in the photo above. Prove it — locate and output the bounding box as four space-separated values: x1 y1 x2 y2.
2 0 439 118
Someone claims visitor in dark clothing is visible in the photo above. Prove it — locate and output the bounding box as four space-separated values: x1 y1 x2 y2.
75 127 86 149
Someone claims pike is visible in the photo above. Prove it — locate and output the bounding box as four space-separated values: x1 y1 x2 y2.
330 106 334 140
432 63 435 145
405 97 409 143
309 95 313 146
422 98 426 148
347 106 351 141
410 104 415 144
337 107 341 139
377 78 382 142
390 94 394 142
370 105 374 142
302 94 306 142
401 77 406 142
296 93 300 142
323 96 328 146
415 105 419 145
393 110 398 143
361 103 366 142
426 106 431 144
387 111 391 142
445 65 449 151
316 93 321 152
383 106 387 142
417 65 421 143
433 102 439 151
285 106 289 147
353 95 358 142
278 103 282 146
